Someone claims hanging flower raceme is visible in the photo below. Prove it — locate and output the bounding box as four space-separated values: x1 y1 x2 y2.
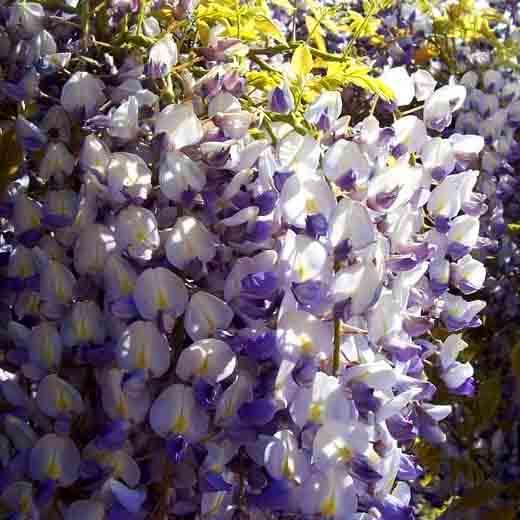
0 0 490 518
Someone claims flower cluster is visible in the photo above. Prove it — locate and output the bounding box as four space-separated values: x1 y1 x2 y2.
378 1 520 514
0 0 490 518
455 68 520 321
414 61 520 519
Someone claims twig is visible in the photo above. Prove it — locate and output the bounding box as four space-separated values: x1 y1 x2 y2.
80 0 91 50
333 314 341 375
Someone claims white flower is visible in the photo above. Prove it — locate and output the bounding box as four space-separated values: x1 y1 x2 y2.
8 2 45 36
148 35 178 79
165 216 216 269
61 72 106 118
107 96 139 141
159 151 206 202
380 67 414 106
155 102 203 150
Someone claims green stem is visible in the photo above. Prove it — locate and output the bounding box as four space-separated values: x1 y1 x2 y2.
369 94 379 116
261 114 277 145
332 260 341 376
92 39 118 49
235 0 241 39
399 104 425 116
291 9 297 43
270 113 308 135
248 53 282 75
136 0 148 36
248 43 347 62
49 15 80 27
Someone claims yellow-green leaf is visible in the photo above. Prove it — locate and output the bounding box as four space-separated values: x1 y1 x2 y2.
417 496 458 520
305 15 327 52
508 222 520 235
0 127 23 194
291 44 313 78
269 0 295 14
246 70 278 90
196 20 211 46
348 11 380 38
254 15 287 43
344 66 395 100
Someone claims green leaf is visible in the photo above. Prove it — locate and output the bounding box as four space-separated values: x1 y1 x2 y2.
414 439 441 481
481 508 516 520
291 44 314 78
476 374 501 429
511 343 520 385
453 482 503 510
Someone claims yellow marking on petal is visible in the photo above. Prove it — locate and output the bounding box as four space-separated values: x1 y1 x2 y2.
449 307 464 318
18 260 31 279
387 156 397 168
30 215 40 228
155 289 169 310
336 445 353 463
198 354 209 376
135 347 149 370
28 294 40 314
20 494 31 514
111 454 125 478
42 336 55 366
185 239 195 259
452 233 464 242
120 276 133 296
116 396 129 419
173 414 188 434
124 165 139 186
321 496 336 517
114 263 133 295
299 334 314 355
135 228 147 244
204 314 216 336
46 457 62 480
282 455 294 480
56 283 66 302
296 262 309 281
75 319 89 342
56 390 71 412
304 198 319 214
308 403 323 423
435 201 447 214
367 450 380 465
